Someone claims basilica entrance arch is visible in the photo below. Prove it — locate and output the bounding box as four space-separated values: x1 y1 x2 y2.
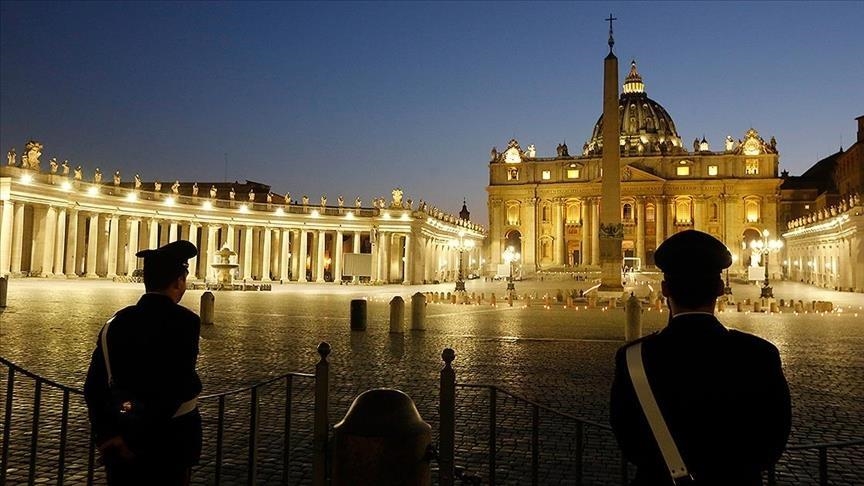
504 229 522 257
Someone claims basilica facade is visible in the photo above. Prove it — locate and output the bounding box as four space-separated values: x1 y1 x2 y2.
486 61 783 277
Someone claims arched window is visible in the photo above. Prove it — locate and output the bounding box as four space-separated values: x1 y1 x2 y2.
507 203 520 225
622 203 633 221
745 200 760 223
566 203 580 224
646 204 656 222
675 199 692 224
711 203 720 221
541 239 552 259
542 203 551 222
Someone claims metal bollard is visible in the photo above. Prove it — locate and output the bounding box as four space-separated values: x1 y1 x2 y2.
200 291 215 325
390 296 405 334
411 292 426 331
754 301 762 313
490 293 496 306
770 302 779 313
507 293 513 307
625 293 642 342
332 389 432 486
0 276 7 308
737 301 743 312
351 299 367 331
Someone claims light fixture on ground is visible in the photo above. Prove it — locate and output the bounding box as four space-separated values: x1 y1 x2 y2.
749 229 783 298
450 231 474 293
502 245 520 294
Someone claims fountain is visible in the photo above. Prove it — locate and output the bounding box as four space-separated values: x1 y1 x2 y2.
210 245 240 290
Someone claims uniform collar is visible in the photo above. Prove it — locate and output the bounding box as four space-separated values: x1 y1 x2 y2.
664 312 727 334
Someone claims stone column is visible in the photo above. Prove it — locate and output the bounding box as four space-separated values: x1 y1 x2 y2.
402 233 412 284
148 219 159 250
655 196 666 247
579 198 588 266
334 230 344 283
298 229 308 282
280 229 291 281
242 226 254 280
226 224 235 250
127 219 140 276
636 198 646 266
591 198 600 266
53 207 67 276
553 199 564 266
187 222 199 279
0 200 13 275
291 230 301 281
86 213 100 278
10 203 25 274
693 197 705 232
262 227 272 282
380 232 390 283
169 221 179 242
65 209 79 277
107 214 120 278
206 224 218 280
39 206 57 277
352 231 361 283
316 230 326 282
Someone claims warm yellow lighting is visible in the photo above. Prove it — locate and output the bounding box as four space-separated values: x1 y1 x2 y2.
345 211 355 219
61 181 72 191
310 209 320 217
202 201 213 210
382 211 390 219
20 174 34 184
87 186 99 196
465 240 476 249
239 204 249 213
164 196 175 206
708 165 719 176
275 207 285 216
126 193 137 202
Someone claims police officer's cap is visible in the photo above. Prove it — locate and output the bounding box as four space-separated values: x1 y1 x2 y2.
136 240 197 272
654 230 731 276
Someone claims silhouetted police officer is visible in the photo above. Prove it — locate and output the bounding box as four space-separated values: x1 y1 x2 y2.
611 230 791 485
85 240 202 486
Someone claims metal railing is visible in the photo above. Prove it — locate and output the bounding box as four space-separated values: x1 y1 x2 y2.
0 342 330 486
768 438 864 486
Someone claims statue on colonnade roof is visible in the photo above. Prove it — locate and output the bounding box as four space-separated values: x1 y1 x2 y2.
50 158 59 174
61 160 69 175
6 148 15 166
94 168 102 183
338 195 344 207
135 174 142 189
210 185 217 198
113 171 121 185
172 181 180 194
74 166 83 180
24 141 42 170
355 196 362 208
391 188 403 208
192 182 198 196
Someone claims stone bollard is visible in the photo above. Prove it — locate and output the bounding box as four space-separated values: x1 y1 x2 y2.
625 293 642 342
770 302 780 313
450 293 457 304
490 293 496 306
779 299 786 307
525 294 532 307
544 294 551 307
507 293 513 307
609 297 617 309
390 296 405 334
566 296 573 308
332 389 432 486
479 293 485 304
556 289 564 303
411 293 426 331
737 302 744 312
351 299 367 331
200 291 215 325
754 301 762 313
794 301 803 313
470 292 476 304
717 299 726 312
446 292 452 303
0 276 7 308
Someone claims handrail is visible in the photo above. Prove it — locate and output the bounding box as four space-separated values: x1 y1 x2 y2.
786 438 864 450
198 371 314 399
0 356 83 393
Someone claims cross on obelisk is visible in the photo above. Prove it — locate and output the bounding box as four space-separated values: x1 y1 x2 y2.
606 13 617 52
599 14 624 293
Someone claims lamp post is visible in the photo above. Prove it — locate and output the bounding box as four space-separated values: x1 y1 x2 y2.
450 231 474 293
749 229 783 298
724 252 737 295
503 245 520 293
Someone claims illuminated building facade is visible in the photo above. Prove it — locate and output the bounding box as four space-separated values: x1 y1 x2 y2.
486 60 783 276
0 156 484 284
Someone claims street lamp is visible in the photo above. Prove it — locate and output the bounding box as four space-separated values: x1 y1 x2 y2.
450 231 474 293
749 229 783 298
725 252 738 296
502 245 520 293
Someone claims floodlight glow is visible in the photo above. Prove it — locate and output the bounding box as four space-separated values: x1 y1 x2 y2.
310 209 320 217
126 193 137 202
202 201 213 210
164 196 175 206
20 174 34 184
61 181 72 191
87 186 99 196
239 204 249 213
275 207 285 215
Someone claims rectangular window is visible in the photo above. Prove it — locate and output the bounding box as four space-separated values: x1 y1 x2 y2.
676 166 690 176
746 159 759 175
541 170 551 180
566 169 580 179
708 165 719 176
507 168 519 181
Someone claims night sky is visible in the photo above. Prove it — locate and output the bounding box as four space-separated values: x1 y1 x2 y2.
2 1 862 224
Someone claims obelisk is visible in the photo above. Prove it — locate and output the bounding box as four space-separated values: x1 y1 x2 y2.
599 14 624 293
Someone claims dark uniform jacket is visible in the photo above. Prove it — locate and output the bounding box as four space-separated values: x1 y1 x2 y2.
610 313 791 485
84 293 203 466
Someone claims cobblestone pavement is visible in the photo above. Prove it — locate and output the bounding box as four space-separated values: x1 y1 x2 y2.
1 277 863 485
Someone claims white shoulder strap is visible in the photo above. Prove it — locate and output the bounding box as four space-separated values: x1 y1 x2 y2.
101 316 116 386
626 342 692 481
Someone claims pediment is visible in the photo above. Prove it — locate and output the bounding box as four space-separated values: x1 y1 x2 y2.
589 164 667 183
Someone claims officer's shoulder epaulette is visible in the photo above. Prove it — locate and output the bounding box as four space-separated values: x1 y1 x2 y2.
619 331 659 350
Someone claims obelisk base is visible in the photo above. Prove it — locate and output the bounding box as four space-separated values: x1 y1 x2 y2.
598 237 624 293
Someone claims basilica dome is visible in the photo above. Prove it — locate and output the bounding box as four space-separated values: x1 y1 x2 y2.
584 61 683 156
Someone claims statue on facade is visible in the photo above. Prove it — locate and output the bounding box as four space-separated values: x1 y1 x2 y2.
134 174 142 189
769 136 777 152
490 147 498 162
113 171 121 185
693 138 700 152
94 168 103 183
302 195 309 206
266 192 273 205
391 188 403 208
172 180 180 194
192 182 199 196
284 192 291 204
24 141 43 170
50 158 59 173
74 166 83 180
61 160 69 175
406 198 412 209
154 180 161 192
725 136 735 152
355 196 362 208
248 189 255 202
526 144 536 158
6 148 15 166
321 194 327 207
337 195 344 207
21 154 29 168
210 185 217 198
229 187 235 200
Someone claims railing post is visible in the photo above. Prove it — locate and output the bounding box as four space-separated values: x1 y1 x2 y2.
58 389 70 486
248 386 259 485
439 348 456 486
1 367 14 486
283 375 294 485
532 404 539 486
489 387 497 486
312 342 331 486
29 379 42 484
